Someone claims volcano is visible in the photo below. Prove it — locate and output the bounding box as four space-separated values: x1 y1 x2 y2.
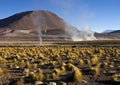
0 10 80 42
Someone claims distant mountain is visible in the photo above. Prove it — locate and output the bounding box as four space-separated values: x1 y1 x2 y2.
102 30 120 34
102 30 114 33
95 29 120 40
109 30 120 33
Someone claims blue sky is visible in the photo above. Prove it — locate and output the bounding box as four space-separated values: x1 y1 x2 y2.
0 0 120 32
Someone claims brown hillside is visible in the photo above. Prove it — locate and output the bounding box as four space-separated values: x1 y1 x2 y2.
0 10 79 42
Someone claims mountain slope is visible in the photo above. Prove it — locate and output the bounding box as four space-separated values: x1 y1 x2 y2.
0 10 66 31
0 10 80 41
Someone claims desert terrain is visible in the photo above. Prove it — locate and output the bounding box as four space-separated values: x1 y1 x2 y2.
0 10 120 85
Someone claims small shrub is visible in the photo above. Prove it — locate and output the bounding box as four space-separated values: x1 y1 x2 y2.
90 64 100 76
15 79 24 85
33 64 38 69
25 62 31 69
84 59 91 64
53 68 61 76
91 55 99 64
34 73 45 81
72 67 83 81
0 68 8 76
112 74 120 82
52 72 57 79
29 71 45 82
60 66 66 74
66 63 75 71
78 59 84 66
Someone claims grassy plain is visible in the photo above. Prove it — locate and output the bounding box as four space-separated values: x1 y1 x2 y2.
0 40 119 85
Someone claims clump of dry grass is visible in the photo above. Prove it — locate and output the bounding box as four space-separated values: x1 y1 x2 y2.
0 68 8 76
78 59 84 66
72 67 83 81
91 55 99 64
90 63 101 76
112 74 120 82
52 72 57 79
15 78 24 85
66 63 83 81
29 69 45 82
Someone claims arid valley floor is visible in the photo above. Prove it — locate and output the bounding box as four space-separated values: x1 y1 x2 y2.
0 40 119 85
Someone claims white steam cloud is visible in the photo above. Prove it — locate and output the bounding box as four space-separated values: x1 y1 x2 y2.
50 0 96 41
65 23 96 41
31 11 44 45
31 0 96 42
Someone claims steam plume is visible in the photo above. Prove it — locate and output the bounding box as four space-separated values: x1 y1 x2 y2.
50 0 96 41
31 11 43 45
65 23 96 41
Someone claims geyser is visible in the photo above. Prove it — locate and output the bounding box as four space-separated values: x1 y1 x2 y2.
65 23 96 41
31 11 43 45
79 25 96 41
